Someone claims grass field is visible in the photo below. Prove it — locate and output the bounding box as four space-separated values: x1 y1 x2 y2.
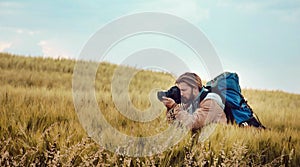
1 52 300 166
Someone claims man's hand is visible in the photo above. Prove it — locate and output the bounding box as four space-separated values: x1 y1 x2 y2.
161 96 176 109
166 103 183 122
173 104 182 116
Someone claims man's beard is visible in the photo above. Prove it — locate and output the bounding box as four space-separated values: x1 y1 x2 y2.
181 93 195 105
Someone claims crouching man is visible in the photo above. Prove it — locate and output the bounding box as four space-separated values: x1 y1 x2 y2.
162 72 227 131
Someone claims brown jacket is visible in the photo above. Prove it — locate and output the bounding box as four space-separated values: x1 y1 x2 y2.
167 93 227 131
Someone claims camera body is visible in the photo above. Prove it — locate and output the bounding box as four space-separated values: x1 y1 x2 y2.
157 86 181 104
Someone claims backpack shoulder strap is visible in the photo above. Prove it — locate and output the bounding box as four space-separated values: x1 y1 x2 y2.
199 89 209 102
191 88 210 112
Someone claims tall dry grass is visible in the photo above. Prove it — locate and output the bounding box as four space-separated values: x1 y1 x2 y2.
0 52 299 166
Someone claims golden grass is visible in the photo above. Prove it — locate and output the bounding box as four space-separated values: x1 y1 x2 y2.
0 52 299 166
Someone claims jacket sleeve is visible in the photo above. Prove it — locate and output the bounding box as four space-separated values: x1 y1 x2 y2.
175 99 226 130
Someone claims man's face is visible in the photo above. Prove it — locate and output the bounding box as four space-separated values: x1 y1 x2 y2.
177 82 194 104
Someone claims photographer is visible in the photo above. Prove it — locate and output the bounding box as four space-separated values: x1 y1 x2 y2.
161 72 227 131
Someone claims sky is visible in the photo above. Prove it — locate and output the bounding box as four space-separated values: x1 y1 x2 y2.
1 0 300 94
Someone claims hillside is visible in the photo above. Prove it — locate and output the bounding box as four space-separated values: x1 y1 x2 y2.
1 52 300 166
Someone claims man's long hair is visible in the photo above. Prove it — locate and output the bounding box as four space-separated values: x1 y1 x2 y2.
175 72 202 90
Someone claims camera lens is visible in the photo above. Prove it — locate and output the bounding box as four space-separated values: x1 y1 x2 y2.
157 91 166 101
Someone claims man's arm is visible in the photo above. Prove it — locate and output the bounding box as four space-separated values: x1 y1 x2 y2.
175 99 226 130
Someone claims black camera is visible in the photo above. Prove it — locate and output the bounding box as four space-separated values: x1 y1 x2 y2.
157 86 181 104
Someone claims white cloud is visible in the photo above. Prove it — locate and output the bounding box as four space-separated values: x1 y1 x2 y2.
275 8 300 23
16 29 24 34
134 0 210 23
0 1 22 7
15 28 40 36
0 1 24 15
217 0 300 23
38 40 71 59
28 31 39 35
217 0 265 13
285 10 300 22
0 41 12 52
235 2 263 13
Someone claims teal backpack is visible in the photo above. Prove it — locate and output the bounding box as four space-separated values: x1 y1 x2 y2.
205 72 265 128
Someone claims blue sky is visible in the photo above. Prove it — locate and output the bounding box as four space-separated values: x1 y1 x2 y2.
1 0 300 94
